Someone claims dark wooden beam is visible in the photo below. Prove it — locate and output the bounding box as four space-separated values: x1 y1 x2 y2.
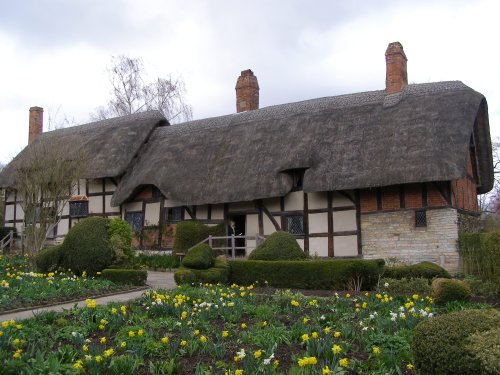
327 191 333 257
262 203 281 231
422 183 428 208
338 190 355 204
333 230 359 236
303 192 309 253
376 188 382 211
256 200 264 236
183 205 195 219
355 189 362 256
399 185 405 208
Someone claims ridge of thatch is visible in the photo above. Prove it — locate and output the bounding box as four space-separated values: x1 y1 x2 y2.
111 81 493 206
0 111 167 188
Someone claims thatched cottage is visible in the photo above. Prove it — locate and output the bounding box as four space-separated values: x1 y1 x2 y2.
0 42 493 272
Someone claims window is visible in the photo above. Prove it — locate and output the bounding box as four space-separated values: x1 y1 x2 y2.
69 195 89 218
283 168 306 191
126 212 143 232
165 207 182 223
286 215 304 235
415 210 427 227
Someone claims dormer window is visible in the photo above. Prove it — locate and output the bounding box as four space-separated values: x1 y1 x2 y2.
69 195 89 218
284 168 306 191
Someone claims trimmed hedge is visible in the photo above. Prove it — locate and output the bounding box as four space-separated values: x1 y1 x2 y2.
229 259 385 290
466 328 500 374
174 268 197 285
384 261 450 280
248 231 308 261
35 245 64 273
61 217 114 275
412 309 500 375
431 278 472 306
182 243 214 270
101 269 147 285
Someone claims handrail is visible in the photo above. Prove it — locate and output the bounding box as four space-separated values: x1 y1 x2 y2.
0 230 14 252
185 234 266 259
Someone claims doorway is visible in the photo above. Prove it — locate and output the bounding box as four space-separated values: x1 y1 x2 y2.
228 215 246 256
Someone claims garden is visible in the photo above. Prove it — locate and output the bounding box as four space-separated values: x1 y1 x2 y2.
0 218 498 374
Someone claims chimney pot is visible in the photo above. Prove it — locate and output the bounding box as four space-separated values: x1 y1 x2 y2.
235 69 259 113
385 42 408 94
28 106 43 144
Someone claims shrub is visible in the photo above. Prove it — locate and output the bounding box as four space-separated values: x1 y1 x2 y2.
378 277 430 296
101 269 147 285
412 309 500 375
133 254 180 270
108 219 134 265
459 230 500 284
182 243 214 270
60 217 114 275
174 268 197 284
192 256 229 283
173 221 225 255
35 245 64 273
463 275 499 299
431 278 472 305
466 328 500 374
229 259 384 290
384 261 450 280
248 231 308 261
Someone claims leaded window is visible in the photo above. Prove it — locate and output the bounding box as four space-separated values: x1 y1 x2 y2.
69 201 88 218
126 212 143 232
165 207 182 223
286 215 304 235
415 210 427 228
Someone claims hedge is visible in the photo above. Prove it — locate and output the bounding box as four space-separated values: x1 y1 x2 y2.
101 269 147 286
248 231 308 261
173 220 225 254
175 256 229 285
182 243 214 270
229 259 385 290
384 261 450 280
35 245 64 273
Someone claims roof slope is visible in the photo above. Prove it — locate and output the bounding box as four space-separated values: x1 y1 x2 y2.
112 81 493 206
0 111 166 188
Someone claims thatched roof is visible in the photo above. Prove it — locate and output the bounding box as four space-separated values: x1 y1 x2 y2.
111 81 493 206
0 111 167 188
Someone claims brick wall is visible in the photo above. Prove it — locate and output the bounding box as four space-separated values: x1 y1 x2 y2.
361 208 460 272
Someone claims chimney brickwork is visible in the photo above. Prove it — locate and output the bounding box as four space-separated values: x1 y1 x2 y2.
235 69 259 113
28 106 43 144
385 42 408 94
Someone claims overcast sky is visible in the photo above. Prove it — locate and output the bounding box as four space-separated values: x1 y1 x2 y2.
1 0 499 164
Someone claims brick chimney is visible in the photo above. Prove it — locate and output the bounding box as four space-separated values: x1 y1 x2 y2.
235 69 259 113
385 42 408 94
28 106 43 144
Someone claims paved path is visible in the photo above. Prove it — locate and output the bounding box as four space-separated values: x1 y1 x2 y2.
0 271 176 322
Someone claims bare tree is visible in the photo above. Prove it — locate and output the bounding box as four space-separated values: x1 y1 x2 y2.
92 56 192 123
479 139 500 215
12 139 88 257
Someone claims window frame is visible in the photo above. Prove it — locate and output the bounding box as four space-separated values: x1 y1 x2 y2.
285 214 305 236
69 200 89 219
164 207 183 224
415 209 427 228
125 211 144 232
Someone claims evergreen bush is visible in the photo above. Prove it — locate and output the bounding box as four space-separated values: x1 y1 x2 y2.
377 277 430 296
35 245 64 273
101 269 147 285
108 218 134 265
431 278 472 305
412 309 500 375
172 221 225 254
466 327 500 374
173 268 197 284
60 217 114 275
459 230 500 284
248 231 307 261
182 243 214 270
384 261 450 280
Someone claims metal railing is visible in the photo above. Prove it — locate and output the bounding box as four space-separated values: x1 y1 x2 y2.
0 230 14 253
187 234 266 259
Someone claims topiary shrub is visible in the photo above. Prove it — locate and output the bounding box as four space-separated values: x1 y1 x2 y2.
384 261 450 280
108 218 134 265
182 243 214 270
412 309 500 375
466 327 500 375
248 231 307 261
190 256 229 284
35 245 64 273
174 268 197 284
378 277 431 296
60 217 114 275
101 269 147 285
431 278 472 305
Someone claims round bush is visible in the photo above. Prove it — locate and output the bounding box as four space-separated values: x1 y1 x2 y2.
108 218 134 265
35 245 64 272
412 309 500 375
182 243 214 269
431 278 472 305
466 327 500 374
248 231 307 261
61 217 114 275
174 268 197 285
384 261 450 280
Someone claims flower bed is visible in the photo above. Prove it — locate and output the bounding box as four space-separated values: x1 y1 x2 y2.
0 255 136 312
0 280 456 374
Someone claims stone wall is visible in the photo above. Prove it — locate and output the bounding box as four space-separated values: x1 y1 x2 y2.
361 208 460 273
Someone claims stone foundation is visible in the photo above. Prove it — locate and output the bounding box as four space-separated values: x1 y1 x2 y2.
361 208 460 273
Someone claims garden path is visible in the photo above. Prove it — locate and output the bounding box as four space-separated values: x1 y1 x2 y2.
0 270 175 322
